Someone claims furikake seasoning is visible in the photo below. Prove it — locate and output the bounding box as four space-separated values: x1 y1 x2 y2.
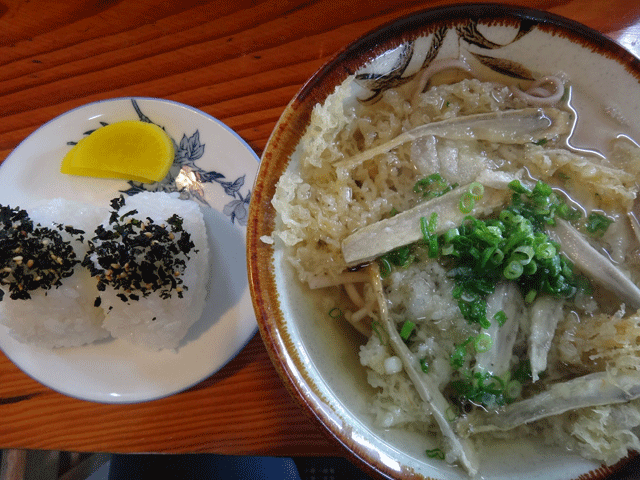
0 205 80 301
82 196 196 303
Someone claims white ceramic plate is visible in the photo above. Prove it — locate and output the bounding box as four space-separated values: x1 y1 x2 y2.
0 97 259 403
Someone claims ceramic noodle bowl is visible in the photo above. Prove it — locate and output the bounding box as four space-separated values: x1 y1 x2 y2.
248 4 640 479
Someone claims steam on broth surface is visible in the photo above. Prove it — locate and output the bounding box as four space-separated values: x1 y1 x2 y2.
270 62 640 475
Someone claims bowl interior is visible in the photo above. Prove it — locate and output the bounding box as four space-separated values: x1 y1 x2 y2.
248 4 640 479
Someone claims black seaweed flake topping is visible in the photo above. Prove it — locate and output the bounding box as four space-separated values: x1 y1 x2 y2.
110 196 125 211
109 197 126 224
82 197 196 302
167 214 183 231
53 223 86 243
119 209 138 221
62 224 86 242
0 205 80 301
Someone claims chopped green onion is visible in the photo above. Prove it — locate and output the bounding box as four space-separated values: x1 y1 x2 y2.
400 320 415 340
485 225 503 238
448 367 527 410
525 289 537 304
535 242 556 259
467 182 484 200
532 180 553 198
489 374 506 390
504 380 522 401
459 193 475 213
428 212 438 233
474 333 493 353
448 371 512 409
503 260 523 279
523 261 537 275
420 213 438 237
328 307 342 319
511 245 535 265
499 209 515 223
395 179 581 331
508 179 531 195
420 358 429 373
512 360 532 384
378 257 392 278
480 245 497 269
413 173 458 198
443 228 459 243
445 405 460 422
576 274 593 295
428 235 439 258
388 245 412 266
441 244 455 256
378 244 415 277
420 216 429 242
493 310 507 327
458 299 490 329
489 248 505 266
421 215 439 258
450 336 473 369
426 448 445 460
555 202 570 218
585 212 613 236
450 346 467 369
413 173 441 192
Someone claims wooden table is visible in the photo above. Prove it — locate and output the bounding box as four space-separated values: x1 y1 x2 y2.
0 0 639 465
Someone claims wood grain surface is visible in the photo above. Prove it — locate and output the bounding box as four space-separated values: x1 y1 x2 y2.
0 0 639 461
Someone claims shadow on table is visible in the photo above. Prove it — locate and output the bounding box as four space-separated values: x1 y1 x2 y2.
105 452 640 480
1 450 638 480
107 454 375 480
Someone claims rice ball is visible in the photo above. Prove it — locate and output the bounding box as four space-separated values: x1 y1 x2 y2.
0 198 109 348
84 192 209 350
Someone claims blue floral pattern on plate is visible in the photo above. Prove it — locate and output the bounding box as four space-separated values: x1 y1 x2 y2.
67 99 251 225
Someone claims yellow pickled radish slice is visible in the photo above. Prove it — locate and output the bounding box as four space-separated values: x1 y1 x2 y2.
60 120 175 183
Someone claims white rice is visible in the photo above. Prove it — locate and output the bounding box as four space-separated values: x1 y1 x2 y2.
0 198 109 348
0 193 210 351
91 192 209 350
